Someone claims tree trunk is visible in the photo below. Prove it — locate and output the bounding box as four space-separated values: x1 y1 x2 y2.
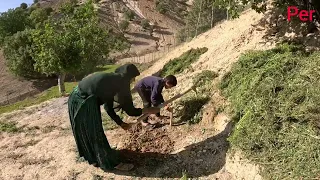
211 4 214 28
58 73 66 95
195 0 203 37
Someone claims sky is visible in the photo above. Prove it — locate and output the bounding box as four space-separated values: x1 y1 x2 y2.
0 0 34 13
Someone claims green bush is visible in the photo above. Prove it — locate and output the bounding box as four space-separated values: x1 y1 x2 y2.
124 9 135 21
119 20 129 31
3 29 40 78
141 19 150 29
0 121 20 133
0 7 30 45
160 47 208 77
220 43 320 179
155 1 168 14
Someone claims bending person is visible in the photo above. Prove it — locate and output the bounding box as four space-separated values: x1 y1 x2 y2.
68 64 159 172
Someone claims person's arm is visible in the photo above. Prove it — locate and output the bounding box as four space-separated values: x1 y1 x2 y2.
151 81 164 106
117 87 143 116
103 102 124 126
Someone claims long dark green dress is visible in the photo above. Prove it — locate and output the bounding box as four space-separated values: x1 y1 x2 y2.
68 64 142 171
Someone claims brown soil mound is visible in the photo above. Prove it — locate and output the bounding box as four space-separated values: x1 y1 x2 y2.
120 122 174 154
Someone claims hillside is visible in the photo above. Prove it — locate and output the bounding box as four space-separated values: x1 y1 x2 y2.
1 1 320 179
0 0 186 106
0 8 270 180
37 0 186 57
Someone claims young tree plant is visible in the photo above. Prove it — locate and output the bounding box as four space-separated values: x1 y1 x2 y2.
31 1 116 95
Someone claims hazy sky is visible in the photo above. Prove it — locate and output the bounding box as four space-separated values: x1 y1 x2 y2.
0 0 34 13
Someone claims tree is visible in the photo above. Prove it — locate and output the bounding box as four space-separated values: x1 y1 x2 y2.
29 8 51 27
20 3 28 9
179 0 225 41
31 1 124 94
33 0 39 3
45 7 54 15
0 8 30 45
3 29 39 78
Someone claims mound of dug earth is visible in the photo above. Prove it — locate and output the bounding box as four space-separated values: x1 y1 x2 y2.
119 122 174 154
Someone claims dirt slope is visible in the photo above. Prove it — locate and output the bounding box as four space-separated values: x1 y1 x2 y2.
140 9 275 80
0 0 183 105
0 51 56 106
0 8 275 180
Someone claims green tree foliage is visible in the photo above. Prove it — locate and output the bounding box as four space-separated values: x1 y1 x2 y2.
20 3 28 9
0 6 53 78
31 1 125 93
178 0 226 42
214 0 320 21
45 7 54 15
3 29 38 77
155 0 168 14
29 8 51 28
0 8 30 44
33 0 39 3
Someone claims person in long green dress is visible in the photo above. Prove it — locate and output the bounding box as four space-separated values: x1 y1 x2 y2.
68 64 159 171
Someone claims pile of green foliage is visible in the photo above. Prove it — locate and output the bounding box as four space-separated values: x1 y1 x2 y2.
160 47 208 77
176 70 217 124
220 43 320 179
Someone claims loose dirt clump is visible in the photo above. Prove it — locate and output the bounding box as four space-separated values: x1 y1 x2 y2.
119 122 174 154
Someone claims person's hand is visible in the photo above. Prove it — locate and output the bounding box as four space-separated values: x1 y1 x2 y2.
142 107 160 114
120 122 132 131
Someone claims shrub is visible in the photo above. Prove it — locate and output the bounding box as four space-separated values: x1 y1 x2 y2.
160 47 208 77
3 29 40 78
141 19 150 29
0 121 20 133
124 9 135 21
119 20 129 32
155 1 168 14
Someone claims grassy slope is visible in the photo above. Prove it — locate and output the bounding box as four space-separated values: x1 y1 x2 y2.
220 43 320 179
159 47 208 77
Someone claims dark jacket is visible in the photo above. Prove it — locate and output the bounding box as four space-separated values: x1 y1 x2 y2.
135 76 165 106
78 64 142 125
